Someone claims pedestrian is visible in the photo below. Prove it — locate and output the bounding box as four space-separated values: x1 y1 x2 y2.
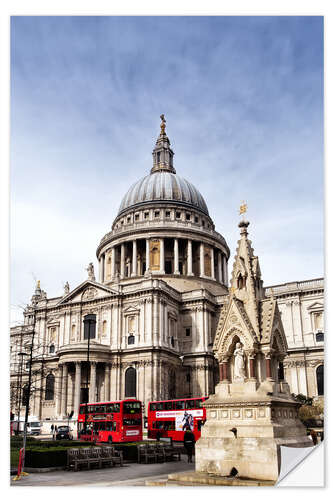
310 429 318 445
51 424 54 440
184 425 195 463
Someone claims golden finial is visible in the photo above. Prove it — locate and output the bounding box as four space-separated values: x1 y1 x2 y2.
160 114 166 134
37 280 40 288
239 201 247 216
230 286 236 295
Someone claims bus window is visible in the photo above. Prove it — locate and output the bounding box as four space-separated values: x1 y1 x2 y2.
156 402 164 411
163 421 175 430
150 403 156 411
165 401 173 410
175 400 185 410
123 402 141 413
185 400 195 409
194 399 202 408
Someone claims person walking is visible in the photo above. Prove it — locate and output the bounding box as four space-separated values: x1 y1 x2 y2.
310 428 318 445
183 425 195 463
51 424 54 440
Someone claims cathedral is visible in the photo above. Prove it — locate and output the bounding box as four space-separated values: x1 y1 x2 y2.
10 117 324 425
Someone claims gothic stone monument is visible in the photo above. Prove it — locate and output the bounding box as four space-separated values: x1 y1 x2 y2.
195 219 312 482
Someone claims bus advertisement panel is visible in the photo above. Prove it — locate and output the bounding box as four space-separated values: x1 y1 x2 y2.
148 397 208 442
78 399 142 443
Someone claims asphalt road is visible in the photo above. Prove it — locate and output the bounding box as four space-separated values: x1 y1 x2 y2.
11 460 195 487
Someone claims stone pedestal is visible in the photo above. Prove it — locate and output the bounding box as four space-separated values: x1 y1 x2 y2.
195 381 312 482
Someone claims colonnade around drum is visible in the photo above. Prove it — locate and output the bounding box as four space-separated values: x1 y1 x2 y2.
99 237 228 284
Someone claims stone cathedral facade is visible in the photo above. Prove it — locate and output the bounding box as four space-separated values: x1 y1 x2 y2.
10 118 324 424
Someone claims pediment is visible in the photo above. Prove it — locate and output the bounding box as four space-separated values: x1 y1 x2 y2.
123 305 140 314
56 280 117 305
214 297 258 357
307 301 323 312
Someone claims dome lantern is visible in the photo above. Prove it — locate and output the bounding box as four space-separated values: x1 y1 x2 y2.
151 114 176 174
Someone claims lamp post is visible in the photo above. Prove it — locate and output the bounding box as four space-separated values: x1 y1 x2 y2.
83 315 96 437
16 352 28 435
21 312 36 475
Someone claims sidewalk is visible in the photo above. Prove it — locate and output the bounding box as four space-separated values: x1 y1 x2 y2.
11 460 195 486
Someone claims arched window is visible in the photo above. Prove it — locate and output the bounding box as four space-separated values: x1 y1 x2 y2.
128 335 135 345
49 344 55 354
237 274 245 289
125 367 136 397
45 373 55 400
316 365 324 396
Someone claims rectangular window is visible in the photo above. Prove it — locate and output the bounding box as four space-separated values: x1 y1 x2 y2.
154 211 160 218
185 399 194 409
185 328 191 337
127 216 131 223
195 216 199 223
186 213 191 221
135 214 139 221
144 212 149 219
176 211 181 219
175 400 185 410
166 211 170 217
165 401 173 410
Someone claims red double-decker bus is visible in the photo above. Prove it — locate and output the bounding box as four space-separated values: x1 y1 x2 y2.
148 396 208 442
78 399 142 443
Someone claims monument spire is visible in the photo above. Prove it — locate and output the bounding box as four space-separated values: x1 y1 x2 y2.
151 114 176 174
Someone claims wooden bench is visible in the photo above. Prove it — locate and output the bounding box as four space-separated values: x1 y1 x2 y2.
138 443 158 464
159 442 181 461
67 446 123 471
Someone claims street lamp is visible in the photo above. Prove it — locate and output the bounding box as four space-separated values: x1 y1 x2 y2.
16 352 28 435
83 315 96 437
21 313 36 476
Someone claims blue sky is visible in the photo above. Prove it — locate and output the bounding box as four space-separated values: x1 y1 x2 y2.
10 16 324 324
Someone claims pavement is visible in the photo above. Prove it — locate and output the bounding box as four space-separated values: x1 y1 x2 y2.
11 459 195 487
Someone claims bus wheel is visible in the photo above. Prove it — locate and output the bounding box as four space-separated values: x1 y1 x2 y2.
108 436 113 443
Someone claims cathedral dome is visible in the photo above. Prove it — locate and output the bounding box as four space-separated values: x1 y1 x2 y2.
118 170 209 216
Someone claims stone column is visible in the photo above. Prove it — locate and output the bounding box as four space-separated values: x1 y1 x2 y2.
120 244 125 278
89 362 97 402
61 363 68 417
248 351 256 379
146 239 150 272
187 239 193 276
160 238 165 273
111 247 116 279
200 242 205 277
74 361 81 416
105 364 111 401
101 254 105 282
210 247 215 279
98 258 102 282
174 238 180 274
219 363 223 382
265 353 272 380
131 240 137 277
55 366 62 417
223 255 228 285
218 251 222 283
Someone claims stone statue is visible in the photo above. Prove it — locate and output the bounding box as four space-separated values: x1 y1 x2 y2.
233 342 245 380
64 281 70 294
86 262 96 281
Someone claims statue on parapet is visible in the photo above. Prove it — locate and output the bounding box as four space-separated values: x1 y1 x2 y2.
86 262 96 281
